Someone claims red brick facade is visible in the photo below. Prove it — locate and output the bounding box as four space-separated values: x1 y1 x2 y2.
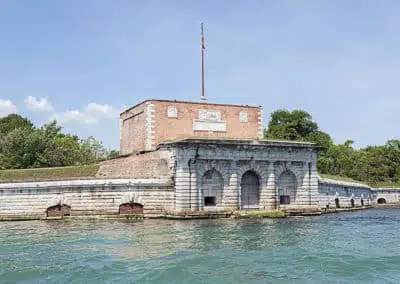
120 99 263 154
97 150 171 179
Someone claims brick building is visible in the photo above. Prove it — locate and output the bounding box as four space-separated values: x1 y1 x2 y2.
119 99 263 154
94 98 326 215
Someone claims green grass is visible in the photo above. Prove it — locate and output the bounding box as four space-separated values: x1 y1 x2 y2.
319 174 367 184
368 181 400 188
320 174 400 188
0 164 100 182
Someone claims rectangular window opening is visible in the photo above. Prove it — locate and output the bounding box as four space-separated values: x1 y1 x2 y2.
279 195 290 205
204 196 216 206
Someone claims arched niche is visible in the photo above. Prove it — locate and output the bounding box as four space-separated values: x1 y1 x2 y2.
277 170 297 205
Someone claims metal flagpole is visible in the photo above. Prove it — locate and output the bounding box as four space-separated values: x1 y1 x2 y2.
201 23 207 102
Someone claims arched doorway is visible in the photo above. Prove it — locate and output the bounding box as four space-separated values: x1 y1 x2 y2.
277 171 297 205
377 198 386 204
119 203 144 214
46 204 71 217
240 171 260 209
202 169 223 208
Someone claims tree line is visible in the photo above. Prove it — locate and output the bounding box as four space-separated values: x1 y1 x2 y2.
265 109 400 186
2 110 399 186
0 114 118 170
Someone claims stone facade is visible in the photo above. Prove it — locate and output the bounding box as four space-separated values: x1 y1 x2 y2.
120 100 262 155
373 188 400 204
0 179 174 220
318 177 373 208
161 138 321 212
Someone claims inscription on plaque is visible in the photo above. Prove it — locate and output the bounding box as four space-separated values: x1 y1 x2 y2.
194 109 226 132
199 110 221 121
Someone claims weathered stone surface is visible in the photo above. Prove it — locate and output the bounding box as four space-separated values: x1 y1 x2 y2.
2 139 400 220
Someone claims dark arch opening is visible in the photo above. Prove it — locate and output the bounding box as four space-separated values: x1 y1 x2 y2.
377 198 386 204
119 203 144 214
46 204 71 217
202 169 224 208
277 170 297 206
350 199 355 208
335 198 340 208
361 199 364 206
241 171 260 209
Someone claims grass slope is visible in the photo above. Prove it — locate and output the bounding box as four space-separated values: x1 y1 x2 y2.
0 164 99 182
320 174 400 188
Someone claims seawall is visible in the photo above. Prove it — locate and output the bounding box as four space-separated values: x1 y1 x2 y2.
1 177 399 221
0 179 174 221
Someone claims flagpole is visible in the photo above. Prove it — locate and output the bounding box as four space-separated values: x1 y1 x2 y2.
201 23 207 102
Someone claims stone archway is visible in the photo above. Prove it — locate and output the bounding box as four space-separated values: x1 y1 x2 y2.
46 204 71 217
240 171 260 209
377 198 386 204
277 170 297 205
201 169 224 208
119 203 144 214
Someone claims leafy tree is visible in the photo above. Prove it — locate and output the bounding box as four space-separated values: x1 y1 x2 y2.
265 109 319 141
0 114 33 136
0 117 116 169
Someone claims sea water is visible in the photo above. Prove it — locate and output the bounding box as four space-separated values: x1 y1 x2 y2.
1 208 399 283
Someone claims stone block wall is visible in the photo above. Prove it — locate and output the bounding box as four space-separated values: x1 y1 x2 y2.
170 142 320 212
0 179 174 220
317 177 373 208
373 188 400 204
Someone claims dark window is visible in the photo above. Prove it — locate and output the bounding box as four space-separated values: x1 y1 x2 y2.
204 172 212 179
204 196 216 206
335 198 340 208
361 199 364 206
279 195 290 205
350 199 355 208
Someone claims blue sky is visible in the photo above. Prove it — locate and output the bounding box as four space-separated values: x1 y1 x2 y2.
1 0 400 150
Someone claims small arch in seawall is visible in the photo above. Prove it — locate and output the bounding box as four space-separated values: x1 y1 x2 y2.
46 204 71 218
377 198 387 204
119 203 144 215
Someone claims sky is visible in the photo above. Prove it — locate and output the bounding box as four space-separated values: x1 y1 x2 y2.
1 0 400 150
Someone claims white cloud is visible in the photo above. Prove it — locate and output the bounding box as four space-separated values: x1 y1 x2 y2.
50 103 121 125
0 99 17 117
24 96 54 112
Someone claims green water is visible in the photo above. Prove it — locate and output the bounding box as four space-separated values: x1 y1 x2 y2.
1 208 399 283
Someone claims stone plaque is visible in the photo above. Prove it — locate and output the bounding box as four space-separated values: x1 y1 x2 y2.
239 111 248 122
199 110 221 121
167 106 177 118
193 120 226 132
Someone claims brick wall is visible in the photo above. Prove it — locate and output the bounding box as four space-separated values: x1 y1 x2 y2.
97 150 172 179
120 103 147 155
120 99 262 154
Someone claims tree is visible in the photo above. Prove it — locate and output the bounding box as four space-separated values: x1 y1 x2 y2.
0 114 33 136
265 109 318 140
265 109 332 147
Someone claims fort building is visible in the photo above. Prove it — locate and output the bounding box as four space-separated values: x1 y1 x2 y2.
1 98 388 220
99 98 323 213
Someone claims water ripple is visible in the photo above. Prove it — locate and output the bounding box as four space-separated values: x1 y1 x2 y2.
1 208 400 283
